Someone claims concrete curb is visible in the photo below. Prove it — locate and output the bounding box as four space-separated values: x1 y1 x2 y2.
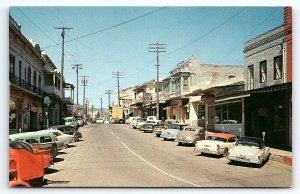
270 154 292 166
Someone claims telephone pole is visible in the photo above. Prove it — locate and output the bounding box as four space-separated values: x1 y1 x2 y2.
105 90 113 109
100 98 103 118
149 42 166 120
72 64 83 114
112 72 124 107
81 76 88 117
54 26 72 99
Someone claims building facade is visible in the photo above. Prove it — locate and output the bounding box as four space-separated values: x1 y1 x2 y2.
243 7 292 148
9 16 45 134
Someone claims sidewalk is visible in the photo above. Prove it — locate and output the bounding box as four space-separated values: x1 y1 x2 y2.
269 148 292 166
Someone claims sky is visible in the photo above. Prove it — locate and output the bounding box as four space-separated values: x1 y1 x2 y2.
8 6 284 109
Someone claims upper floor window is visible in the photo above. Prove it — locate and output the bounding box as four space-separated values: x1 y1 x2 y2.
260 60 267 83
175 77 180 92
9 54 15 74
183 77 189 91
247 65 254 90
274 55 283 80
19 61 22 79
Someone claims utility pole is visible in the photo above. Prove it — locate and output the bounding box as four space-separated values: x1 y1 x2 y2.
112 72 124 107
81 76 88 118
149 42 166 120
105 90 113 109
91 104 94 121
100 98 103 118
72 64 83 114
54 26 72 99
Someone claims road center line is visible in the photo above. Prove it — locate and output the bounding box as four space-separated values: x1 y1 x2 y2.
121 142 202 187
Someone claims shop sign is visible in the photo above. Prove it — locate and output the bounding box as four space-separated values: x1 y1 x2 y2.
144 93 152 103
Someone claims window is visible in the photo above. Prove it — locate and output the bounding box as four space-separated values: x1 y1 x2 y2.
260 61 267 83
9 54 15 74
247 65 254 90
215 102 242 124
175 78 180 92
19 61 22 79
274 56 283 80
183 77 189 91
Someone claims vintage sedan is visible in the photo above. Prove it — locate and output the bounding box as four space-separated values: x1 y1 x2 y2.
194 133 237 156
133 118 146 129
140 122 155 133
49 125 83 142
227 137 270 165
161 124 187 141
153 119 177 137
176 127 206 145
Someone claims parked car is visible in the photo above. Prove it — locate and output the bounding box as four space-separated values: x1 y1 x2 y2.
64 116 78 129
161 124 187 141
176 127 206 145
96 118 104 124
146 116 161 124
133 118 146 129
42 129 75 148
9 140 50 187
153 119 177 137
49 125 83 142
129 117 140 126
194 133 237 156
140 122 155 133
153 124 165 137
75 116 84 127
9 131 61 158
227 137 270 165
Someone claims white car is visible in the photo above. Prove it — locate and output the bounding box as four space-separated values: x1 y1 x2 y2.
133 118 146 129
96 118 104 124
43 129 75 148
227 137 270 165
195 133 237 156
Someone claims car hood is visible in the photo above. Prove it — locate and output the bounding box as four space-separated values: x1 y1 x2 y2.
229 145 262 157
162 129 180 135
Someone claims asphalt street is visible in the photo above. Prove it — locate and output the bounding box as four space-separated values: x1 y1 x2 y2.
44 123 292 187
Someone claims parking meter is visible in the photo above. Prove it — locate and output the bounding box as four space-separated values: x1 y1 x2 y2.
262 131 266 142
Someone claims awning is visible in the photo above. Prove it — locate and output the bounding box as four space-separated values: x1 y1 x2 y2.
251 82 292 94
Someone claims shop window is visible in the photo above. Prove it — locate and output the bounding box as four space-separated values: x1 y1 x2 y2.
247 65 254 90
260 60 267 83
215 102 242 124
9 100 16 129
197 103 205 120
274 56 283 80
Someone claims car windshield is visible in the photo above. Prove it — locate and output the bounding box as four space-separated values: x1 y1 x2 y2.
206 135 227 142
168 125 181 130
143 124 153 128
236 138 262 147
137 118 146 122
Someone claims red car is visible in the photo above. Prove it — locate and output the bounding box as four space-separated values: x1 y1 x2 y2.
9 140 51 187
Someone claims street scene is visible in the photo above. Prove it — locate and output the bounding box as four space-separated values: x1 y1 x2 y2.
8 6 292 188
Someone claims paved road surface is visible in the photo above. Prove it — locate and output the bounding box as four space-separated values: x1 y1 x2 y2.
44 124 292 187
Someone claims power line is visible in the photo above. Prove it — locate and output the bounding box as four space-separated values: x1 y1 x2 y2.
165 7 247 56
42 7 167 49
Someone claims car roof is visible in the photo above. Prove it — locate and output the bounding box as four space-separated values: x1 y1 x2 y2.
208 133 236 139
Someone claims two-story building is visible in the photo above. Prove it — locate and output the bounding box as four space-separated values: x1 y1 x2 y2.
9 16 45 134
162 57 244 126
243 7 292 148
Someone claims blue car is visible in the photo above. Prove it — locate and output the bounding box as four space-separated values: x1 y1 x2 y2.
161 124 187 141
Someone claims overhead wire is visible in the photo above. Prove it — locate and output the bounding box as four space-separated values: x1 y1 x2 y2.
42 7 167 49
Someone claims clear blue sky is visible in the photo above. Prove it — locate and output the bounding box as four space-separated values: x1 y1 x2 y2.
9 6 283 109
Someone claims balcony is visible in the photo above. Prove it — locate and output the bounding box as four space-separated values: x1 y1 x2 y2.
9 73 43 97
63 97 74 105
44 85 61 97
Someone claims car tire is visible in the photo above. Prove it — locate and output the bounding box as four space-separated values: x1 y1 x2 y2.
178 142 182 146
75 136 79 142
223 148 228 156
156 134 160 137
50 147 58 158
163 138 167 141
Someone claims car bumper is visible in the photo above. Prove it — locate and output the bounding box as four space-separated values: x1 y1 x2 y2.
194 147 220 155
177 139 193 144
227 155 262 164
141 129 153 132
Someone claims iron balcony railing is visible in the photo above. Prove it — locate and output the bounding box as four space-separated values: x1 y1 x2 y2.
9 73 43 96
